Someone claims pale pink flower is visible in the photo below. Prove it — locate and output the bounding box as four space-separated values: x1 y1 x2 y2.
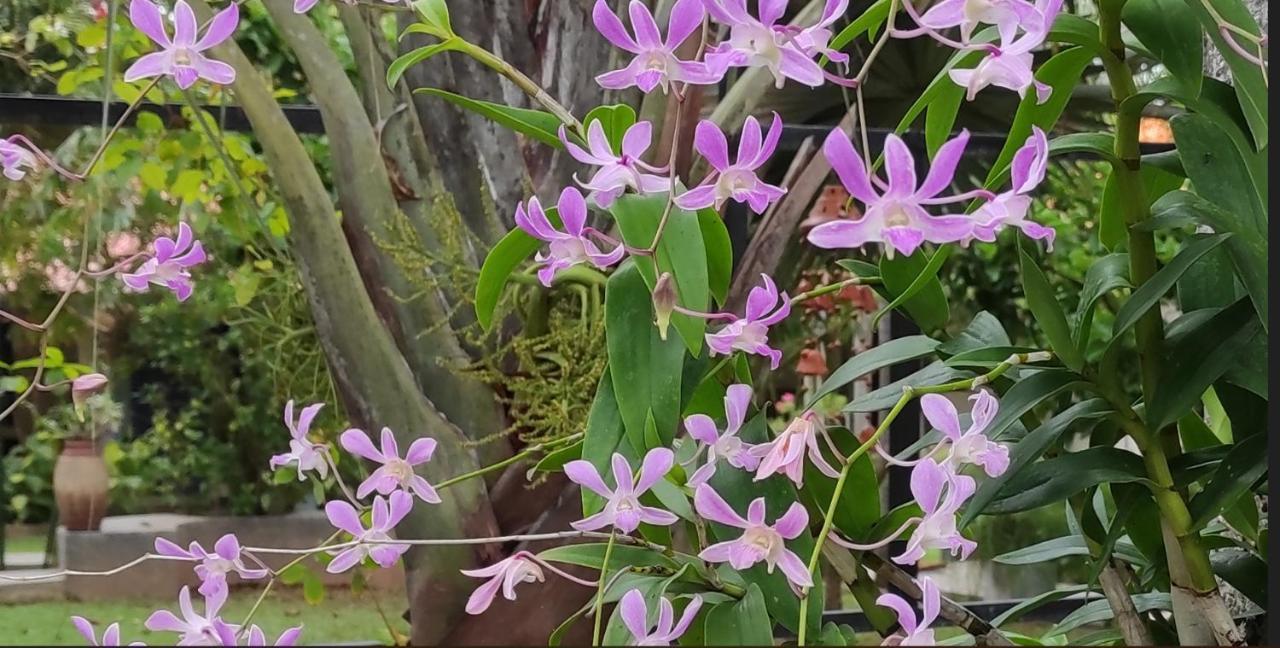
268 401 330 481
878 576 941 645
245 625 302 646
674 114 787 214
461 552 545 614
970 127 1054 249
340 427 441 503
70 616 145 646
750 410 839 486
618 588 703 646
563 448 679 533
515 187 626 287
593 0 720 93
144 585 237 646
561 121 671 208
893 459 977 565
921 390 1009 477
693 484 812 589
705 274 791 369
153 533 269 597
120 222 207 302
124 0 238 89
703 0 850 88
684 383 759 486
324 491 413 573
1 136 37 181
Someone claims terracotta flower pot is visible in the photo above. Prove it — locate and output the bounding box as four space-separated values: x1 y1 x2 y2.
53 439 110 531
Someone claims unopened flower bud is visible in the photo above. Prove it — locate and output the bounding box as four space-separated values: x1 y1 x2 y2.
652 272 677 341
71 373 108 421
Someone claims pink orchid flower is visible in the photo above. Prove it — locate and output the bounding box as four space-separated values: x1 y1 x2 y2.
703 0 848 88
269 400 330 481
560 121 671 208
684 383 760 486
144 585 237 645
460 552 545 614
340 427 441 504
564 448 679 533
705 274 791 369
70 616 144 646
154 533 269 597
807 129 988 258
970 127 1054 249
618 589 703 646
515 187 626 287
245 625 302 646
1 136 37 181
120 222 207 302
909 0 1042 45
878 576 941 645
893 459 977 565
324 491 414 573
124 0 238 89
693 484 813 589
922 390 1010 478
948 34 1050 104
593 0 720 93
674 114 787 214
751 410 840 486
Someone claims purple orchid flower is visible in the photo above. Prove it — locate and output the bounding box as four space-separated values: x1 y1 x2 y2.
340 427 441 504
948 34 1050 104
563 448 679 534
70 617 144 646
877 576 941 646
910 0 1042 45
268 400 330 481
154 533 269 597
921 390 1010 478
703 0 848 88
618 589 703 646
460 552 546 614
293 0 320 13
120 222 207 302
515 187 626 287
245 625 302 646
144 585 237 646
124 0 238 90
560 121 671 208
1 136 37 181
893 459 977 565
970 127 1054 249
324 491 414 573
593 0 720 93
684 384 760 487
750 410 840 486
674 114 787 214
693 484 813 590
705 273 791 369
807 128 986 258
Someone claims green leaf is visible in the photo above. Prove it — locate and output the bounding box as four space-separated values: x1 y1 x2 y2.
580 374 627 515
583 104 637 152
1110 233 1232 342
1184 0 1267 148
982 47 1095 188
171 169 204 202
963 399 1113 525
802 435 879 540
606 261 686 450
1147 297 1261 431
531 440 583 474
1072 254 1131 354
1122 0 1204 97
1018 243 1083 371
611 194 711 353
924 82 965 157
538 543 688 571
938 311 1013 355
1188 432 1266 530
808 335 939 406
1168 114 1268 329
474 228 539 330
875 246 952 330
1048 132 1120 166
387 40 463 88
984 447 1153 515
991 585 1090 627
1099 161 1185 250
846 361 972 413
697 208 734 306
879 249 949 333
1211 548 1267 608
994 536 1091 565
302 569 325 605
411 0 454 37
1046 593 1171 637
414 88 564 148
1046 13 1109 55
704 584 774 645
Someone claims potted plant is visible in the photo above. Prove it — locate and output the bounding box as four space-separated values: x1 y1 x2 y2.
52 384 122 532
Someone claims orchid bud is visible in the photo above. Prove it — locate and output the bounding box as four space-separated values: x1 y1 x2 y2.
71 373 108 422
652 272 677 341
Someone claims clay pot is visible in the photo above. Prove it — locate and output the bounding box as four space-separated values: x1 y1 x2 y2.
53 439 110 531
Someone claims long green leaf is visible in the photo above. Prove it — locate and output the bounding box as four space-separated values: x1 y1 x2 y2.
874 246 952 330
994 536 1089 565
579 372 627 515
1148 298 1261 431
386 40 463 88
1072 253 1131 354
414 87 565 148
1110 233 1232 341
1187 425 1266 530
1122 0 1204 97
984 447 1153 515
879 249 949 333
1019 244 1084 371
809 335 940 406
697 208 734 306
1046 593 1172 637
704 584 774 645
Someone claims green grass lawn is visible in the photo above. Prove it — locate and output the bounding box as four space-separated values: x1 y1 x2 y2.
0 587 409 645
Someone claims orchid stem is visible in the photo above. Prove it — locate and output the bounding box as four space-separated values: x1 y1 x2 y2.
434 433 583 491
591 529 618 646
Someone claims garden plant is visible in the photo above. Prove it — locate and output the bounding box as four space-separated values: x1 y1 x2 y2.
0 0 1268 645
